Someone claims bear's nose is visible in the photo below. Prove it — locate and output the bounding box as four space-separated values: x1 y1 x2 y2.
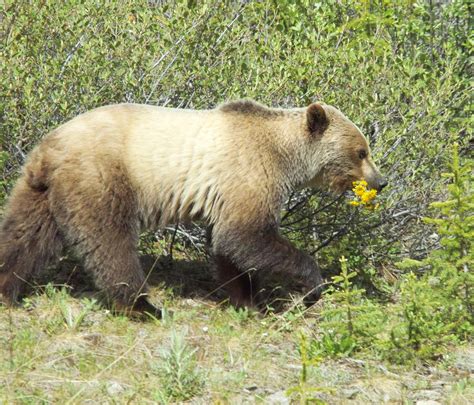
378 179 388 191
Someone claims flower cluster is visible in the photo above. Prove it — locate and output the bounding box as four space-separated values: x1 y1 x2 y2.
350 180 379 210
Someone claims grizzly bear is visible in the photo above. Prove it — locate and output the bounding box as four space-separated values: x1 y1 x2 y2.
0 100 386 316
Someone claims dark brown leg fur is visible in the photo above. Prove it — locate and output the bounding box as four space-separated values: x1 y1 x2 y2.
215 254 259 308
49 164 161 317
212 224 323 305
0 178 63 304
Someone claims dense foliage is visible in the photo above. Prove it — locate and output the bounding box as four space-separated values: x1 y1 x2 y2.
0 1 472 401
309 143 472 366
1 1 471 284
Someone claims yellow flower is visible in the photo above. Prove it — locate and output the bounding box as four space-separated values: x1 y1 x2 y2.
366 189 377 199
353 186 365 197
360 189 377 203
350 180 379 209
360 193 370 203
352 180 367 194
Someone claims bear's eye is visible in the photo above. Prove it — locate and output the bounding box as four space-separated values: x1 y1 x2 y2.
358 150 367 160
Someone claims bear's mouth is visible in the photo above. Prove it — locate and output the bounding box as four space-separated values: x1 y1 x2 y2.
329 176 356 195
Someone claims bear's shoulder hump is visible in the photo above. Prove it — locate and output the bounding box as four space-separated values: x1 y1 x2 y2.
218 100 283 118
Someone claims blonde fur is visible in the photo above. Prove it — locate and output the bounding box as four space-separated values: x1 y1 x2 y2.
0 100 386 312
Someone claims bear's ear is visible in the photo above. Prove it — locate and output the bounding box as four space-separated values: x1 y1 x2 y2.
306 103 328 135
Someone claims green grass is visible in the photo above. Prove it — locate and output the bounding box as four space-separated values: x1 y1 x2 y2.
0 284 472 404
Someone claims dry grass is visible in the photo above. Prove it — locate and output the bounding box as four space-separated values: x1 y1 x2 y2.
0 260 472 404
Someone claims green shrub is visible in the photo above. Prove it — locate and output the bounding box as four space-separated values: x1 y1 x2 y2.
311 257 385 358
422 142 473 323
286 333 330 405
1 1 470 270
389 142 473 363
153 330 203 403
386 272 458 363
0 151 9 207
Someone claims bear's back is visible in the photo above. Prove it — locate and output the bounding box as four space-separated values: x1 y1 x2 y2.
38 102 297 227
122 104 255 226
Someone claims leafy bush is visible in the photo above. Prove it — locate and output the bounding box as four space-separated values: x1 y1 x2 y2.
1 1 471 277
153 330 203 403
311 257 385 358
286 333 330 404
420 142 473 323
387 272 458 363
389 142 473 362
0 151 9 208
308 143 472 364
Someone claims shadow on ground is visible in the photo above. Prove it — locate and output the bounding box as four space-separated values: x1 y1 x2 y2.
29 254 303 312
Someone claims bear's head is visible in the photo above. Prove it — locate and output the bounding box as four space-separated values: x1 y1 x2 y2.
304 103 387 194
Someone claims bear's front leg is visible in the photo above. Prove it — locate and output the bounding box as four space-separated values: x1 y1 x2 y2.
212 224 323 306
214 254 260 308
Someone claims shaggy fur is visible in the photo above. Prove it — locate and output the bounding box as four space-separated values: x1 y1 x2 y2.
0 100 386 314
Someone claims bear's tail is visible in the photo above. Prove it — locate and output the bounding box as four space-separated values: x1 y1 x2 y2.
0 171 63 305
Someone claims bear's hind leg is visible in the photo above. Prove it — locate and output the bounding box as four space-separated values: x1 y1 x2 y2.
51 166 161 319
0 178 63 305
79 232 160 318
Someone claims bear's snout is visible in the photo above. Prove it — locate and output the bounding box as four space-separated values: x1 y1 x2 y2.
364 174 387 193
